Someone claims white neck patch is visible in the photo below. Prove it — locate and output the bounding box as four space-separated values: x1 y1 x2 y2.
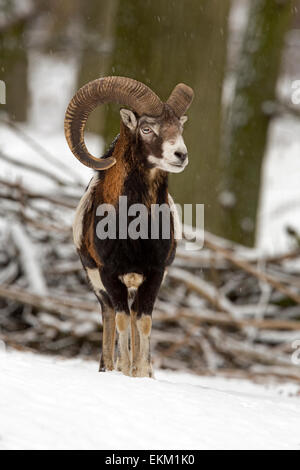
148 135 188 173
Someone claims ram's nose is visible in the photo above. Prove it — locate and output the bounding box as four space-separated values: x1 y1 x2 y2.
175 151 188 163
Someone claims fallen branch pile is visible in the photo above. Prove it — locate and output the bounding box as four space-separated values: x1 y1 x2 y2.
0 148 300 384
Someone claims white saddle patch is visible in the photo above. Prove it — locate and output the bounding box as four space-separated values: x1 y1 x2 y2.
73 175 98 249
86 268 105 292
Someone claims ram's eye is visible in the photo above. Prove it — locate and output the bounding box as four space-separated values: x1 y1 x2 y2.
141 127 152 135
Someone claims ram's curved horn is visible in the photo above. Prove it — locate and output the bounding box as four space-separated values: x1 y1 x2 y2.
166 83 194 118
64 76 164 170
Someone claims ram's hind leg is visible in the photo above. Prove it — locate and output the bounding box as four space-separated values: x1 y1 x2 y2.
86 268 116 371
131 270 164 378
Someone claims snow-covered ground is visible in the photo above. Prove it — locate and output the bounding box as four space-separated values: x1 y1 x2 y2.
0 349 299 450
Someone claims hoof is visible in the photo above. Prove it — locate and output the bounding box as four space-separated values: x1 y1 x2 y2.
99 355 114 372
130 363 154 378
115 357 131 376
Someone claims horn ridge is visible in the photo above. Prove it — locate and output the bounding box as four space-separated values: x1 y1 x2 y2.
64 76 163 170
166 83 194 117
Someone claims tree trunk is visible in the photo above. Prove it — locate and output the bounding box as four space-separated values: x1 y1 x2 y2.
219 0 294 246
0 18 28 122
102 0 230 236
76 0 118 135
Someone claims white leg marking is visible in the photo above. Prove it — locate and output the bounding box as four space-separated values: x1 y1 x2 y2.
131 315 153 378
101 305 116 372
115 312 130 376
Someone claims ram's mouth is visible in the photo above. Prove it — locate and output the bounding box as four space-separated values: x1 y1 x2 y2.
171 159 188 168
171 162 184 167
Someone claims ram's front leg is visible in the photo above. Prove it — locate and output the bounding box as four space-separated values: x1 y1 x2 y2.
131 270 164 378
98 291 116 372
101 271 131 376
130 309 140 373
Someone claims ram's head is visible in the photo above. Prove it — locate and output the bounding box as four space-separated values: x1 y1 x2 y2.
64 76 194 173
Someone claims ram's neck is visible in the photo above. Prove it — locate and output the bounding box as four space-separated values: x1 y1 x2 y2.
124 163 168 208
100 125 168 208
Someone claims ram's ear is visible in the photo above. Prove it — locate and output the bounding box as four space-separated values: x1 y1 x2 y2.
180 115 188 126
120 108 138 132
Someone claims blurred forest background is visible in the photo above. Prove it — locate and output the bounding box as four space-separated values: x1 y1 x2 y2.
1 0 300 383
